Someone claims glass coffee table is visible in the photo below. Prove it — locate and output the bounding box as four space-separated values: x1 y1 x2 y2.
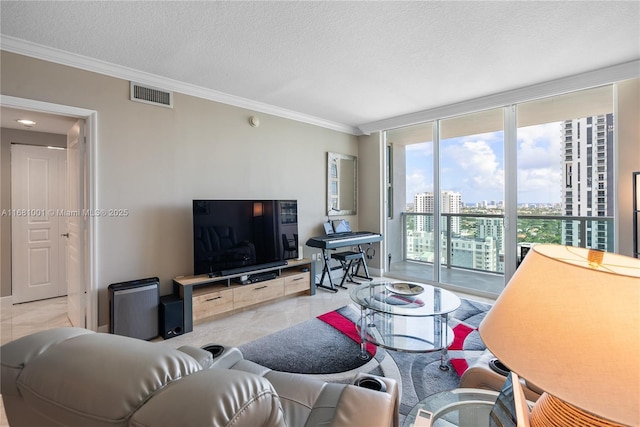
350 282 461 370
403 388 500 427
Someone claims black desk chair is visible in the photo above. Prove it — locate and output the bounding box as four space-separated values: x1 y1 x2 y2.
330 251 366 287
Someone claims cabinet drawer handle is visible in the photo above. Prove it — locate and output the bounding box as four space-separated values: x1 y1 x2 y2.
206 296 222 302
292 277 304 281
255 286 268 290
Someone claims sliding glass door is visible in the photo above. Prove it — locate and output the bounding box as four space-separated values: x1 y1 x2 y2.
439 108 505 294
384 85 615 298
386 122 435 282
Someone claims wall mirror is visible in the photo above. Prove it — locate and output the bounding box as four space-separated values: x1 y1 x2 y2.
327 152 357 216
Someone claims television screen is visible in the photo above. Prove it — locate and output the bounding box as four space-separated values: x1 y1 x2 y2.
193 200 298 276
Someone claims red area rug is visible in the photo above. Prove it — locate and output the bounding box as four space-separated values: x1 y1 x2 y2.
449 323 476 376
317 310 377 357
239 299 489 378
239 299 491 423
318 307 480 377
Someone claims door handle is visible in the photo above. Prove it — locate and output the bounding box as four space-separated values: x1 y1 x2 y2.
61 233 70 238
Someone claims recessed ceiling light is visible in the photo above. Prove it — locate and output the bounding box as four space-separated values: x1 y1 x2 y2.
16 119 37 127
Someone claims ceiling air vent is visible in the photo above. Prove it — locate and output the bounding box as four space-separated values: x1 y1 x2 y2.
130 82 173 108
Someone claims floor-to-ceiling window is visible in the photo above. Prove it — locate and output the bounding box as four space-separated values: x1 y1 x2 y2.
516 85 615 260
385 85 615 298
439 108 505 294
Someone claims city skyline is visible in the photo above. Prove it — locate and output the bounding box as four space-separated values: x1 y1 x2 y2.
405 121 563 204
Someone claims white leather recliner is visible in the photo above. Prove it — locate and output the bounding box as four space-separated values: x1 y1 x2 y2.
1 327 399 427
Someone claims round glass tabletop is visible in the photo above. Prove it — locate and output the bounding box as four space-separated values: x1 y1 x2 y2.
350 282 461 317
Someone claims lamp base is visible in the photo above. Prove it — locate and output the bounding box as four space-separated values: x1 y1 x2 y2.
531 393 623 427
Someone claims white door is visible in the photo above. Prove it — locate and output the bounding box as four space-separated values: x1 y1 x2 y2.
66 120 87 327
11 144 67 303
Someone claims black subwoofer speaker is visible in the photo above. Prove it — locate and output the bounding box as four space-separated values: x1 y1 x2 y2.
159 295 184 339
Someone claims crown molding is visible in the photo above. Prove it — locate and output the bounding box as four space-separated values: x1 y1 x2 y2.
1 35 360 135
358 59 640 135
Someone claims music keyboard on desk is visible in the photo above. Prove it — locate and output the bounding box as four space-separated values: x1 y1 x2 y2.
306 231 382 292
306 231 383 249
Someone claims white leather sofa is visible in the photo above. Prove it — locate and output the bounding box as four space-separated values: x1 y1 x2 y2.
459 349 542 402
1 327 399 427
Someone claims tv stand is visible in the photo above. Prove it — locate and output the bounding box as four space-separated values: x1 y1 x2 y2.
173 258 315 334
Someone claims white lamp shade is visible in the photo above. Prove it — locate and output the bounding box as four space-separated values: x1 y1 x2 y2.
479 244 640 426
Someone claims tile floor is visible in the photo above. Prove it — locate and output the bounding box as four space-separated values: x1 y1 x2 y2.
0 280 494 426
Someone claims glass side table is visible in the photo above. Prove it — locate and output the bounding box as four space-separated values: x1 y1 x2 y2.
403 388 500 427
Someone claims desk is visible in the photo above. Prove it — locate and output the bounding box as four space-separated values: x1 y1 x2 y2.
306 231 382 292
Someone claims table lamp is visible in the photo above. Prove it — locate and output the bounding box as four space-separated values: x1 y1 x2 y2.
479 244 640 427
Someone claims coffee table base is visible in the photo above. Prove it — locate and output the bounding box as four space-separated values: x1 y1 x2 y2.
356 314 454 370
350 282 461 372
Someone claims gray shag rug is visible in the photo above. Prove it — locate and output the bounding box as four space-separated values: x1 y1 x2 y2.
238 298 491 422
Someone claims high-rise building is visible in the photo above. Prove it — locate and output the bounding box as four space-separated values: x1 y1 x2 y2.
414 191 462 234
414 192 432 233
561 113 614 250
478 217 504 263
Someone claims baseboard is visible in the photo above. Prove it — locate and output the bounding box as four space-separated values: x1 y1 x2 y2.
97 324 109 333
368 267 382 278
0 295 13 307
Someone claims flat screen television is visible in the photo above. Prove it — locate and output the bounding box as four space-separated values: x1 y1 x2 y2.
193 199 299 277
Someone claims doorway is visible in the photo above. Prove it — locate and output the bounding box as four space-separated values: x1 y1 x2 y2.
11 144 68 304
1 95 98 331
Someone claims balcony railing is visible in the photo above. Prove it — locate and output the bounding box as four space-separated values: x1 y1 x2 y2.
401 212 615 275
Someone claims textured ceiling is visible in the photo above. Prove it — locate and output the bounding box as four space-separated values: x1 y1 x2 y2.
1 1 639 134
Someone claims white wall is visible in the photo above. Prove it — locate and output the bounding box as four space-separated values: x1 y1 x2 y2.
616 78 640 257
1 51 358 327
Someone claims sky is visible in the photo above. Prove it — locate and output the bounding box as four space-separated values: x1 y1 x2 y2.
405 121 563 205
